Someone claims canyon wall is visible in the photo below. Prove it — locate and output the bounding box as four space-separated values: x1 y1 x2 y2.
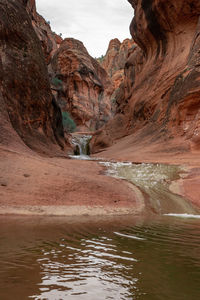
0 0 64 154
27 0 114 133
93 0 200 154
100 38 136 90
26 0 62 64
50 38 114 132
0 0 114 156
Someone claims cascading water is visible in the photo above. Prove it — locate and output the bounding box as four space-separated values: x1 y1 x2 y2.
70 134 92 160
99 161 198 216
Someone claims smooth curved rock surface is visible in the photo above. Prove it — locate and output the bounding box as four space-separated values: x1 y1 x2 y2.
93 0 200 154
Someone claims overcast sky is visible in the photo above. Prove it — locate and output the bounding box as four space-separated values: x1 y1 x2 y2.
36 0 134 58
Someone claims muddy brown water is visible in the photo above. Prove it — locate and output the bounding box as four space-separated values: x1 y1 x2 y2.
0 214 200 300
0 162 200 299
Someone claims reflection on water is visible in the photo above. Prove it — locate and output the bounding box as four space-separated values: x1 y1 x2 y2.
0 215 200 300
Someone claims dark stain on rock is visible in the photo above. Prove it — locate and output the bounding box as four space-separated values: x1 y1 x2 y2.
51 96 64 149
151 109 160 122
166 69 200 118
23 174 30 178
141 0 167 57
161 87 171 99
133 101 156 122
131 18 148 55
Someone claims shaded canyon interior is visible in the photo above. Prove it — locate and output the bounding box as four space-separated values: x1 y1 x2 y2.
1 0 200 211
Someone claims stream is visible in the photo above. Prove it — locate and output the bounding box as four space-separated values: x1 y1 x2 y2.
0 136 200 299
99 161 197 216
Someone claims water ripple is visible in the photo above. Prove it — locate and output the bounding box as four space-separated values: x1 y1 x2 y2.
0 216 200 299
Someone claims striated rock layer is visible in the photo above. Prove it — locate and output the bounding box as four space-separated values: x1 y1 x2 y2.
50 38 114 132
93 0 200 154
0 0 64 154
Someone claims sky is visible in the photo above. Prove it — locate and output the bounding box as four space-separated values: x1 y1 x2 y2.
36 0 134 58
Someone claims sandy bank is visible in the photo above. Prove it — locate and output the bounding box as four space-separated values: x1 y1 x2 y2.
0 147 144 216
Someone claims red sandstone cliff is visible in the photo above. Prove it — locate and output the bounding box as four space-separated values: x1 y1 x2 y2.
0 0 141 216
101 38 136 90
26 1 114 132
0 0 64 154
98 38 135 115
92 0 200 154
50 38 114 132
26 0 62 64
1 0 200 212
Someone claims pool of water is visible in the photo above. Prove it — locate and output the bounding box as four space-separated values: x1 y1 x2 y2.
0 215 200 300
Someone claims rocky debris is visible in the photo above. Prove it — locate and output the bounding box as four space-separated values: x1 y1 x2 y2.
92 0 200 154
0 0 64 154
50 38 114 132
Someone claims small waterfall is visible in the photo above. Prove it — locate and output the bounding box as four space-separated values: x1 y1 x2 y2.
70 134 92 159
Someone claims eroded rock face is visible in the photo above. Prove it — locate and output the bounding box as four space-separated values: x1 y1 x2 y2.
98 38 136 116
101 38 136 90
93 0 200 153
50 38 114 132
26 0 62 64
0 0 64 153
